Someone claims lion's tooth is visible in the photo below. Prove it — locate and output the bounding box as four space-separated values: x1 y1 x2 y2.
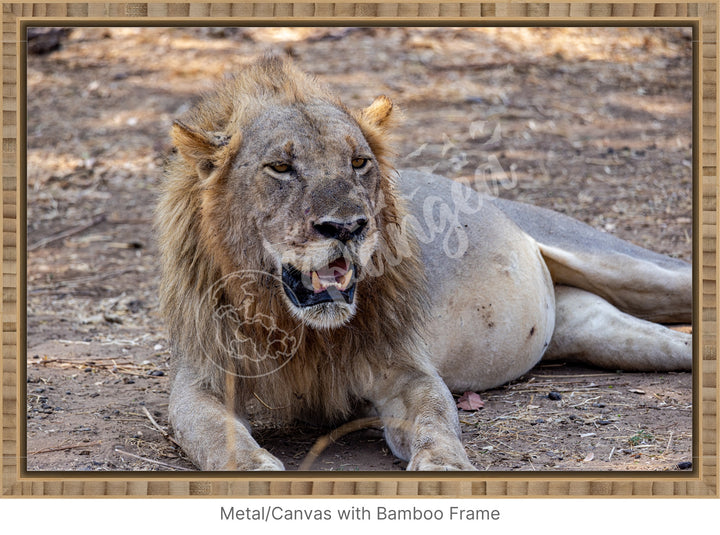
311 271 323 293
339 269 353 290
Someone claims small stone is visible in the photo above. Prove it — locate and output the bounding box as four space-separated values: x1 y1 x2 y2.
677 461 692 470
125 300 144 313
103 312 123 324
548 391 562 401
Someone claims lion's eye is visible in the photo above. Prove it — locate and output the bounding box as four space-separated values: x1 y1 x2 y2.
268 162 291 174
351 157 369 170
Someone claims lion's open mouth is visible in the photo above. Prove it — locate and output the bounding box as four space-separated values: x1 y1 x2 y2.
281 257 356 308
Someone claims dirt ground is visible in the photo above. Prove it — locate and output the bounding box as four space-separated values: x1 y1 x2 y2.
25 26 693 472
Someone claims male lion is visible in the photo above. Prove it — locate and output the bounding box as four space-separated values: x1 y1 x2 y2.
156 55 691 471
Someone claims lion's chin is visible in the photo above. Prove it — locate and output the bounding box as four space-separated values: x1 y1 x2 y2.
288 300 358 330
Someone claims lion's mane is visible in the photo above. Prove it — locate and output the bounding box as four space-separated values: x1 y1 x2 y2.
156 56 430 423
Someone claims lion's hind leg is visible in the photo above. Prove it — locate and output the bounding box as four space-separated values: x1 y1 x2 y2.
544 285 691 371
169 364 284 471
538 243 691 324
490 197 691 324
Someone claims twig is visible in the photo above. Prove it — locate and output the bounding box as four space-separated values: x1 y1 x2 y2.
492 416 522 422
430 60 536 73
29 441 101 455
664 432 674 455
253 391 290 411
531 373 620 379
585 158 625 166
569 396 602 408
299 417 383 471
114 448 192 471
29 267 139 293
29 214 106 251
30 356 150 377
142 406 181 447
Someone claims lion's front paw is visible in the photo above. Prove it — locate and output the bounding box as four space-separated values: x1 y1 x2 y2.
203 447 285 471
406 449 477 471
233 448 285 471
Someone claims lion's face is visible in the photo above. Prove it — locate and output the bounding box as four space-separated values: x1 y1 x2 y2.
224 101 387 329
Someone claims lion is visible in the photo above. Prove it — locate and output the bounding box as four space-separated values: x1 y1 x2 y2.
156 55 691 471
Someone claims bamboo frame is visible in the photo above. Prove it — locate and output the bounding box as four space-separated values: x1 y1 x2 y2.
1 2 717 497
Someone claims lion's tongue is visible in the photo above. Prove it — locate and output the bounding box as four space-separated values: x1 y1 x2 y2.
310 259 352 293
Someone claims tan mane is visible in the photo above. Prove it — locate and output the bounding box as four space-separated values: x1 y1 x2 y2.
156 55 429 423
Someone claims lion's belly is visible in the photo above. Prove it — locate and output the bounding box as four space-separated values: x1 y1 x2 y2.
423 235 555 392
398 170 556 392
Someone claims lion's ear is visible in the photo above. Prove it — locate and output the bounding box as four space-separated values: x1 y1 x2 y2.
171 120 239 181
361 95 394 129
356 96 396 165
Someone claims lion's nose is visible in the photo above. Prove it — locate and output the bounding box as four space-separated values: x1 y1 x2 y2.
312 217 368 242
